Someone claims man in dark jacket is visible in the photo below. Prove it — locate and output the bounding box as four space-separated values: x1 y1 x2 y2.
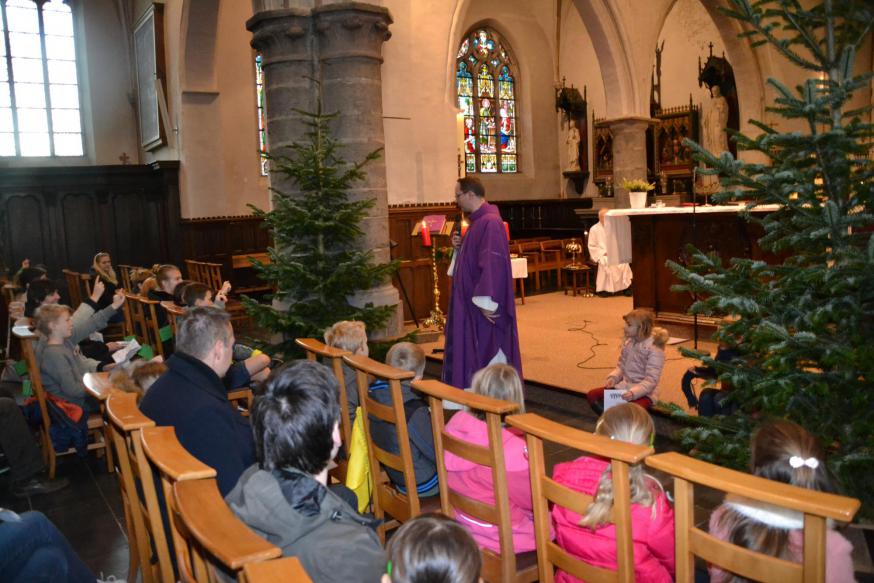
139 307 253 496
225 360 385 583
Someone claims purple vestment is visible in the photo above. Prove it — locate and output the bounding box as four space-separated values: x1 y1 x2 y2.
442 202 523 388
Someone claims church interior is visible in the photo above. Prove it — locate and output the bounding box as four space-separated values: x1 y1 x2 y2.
0 0 872 581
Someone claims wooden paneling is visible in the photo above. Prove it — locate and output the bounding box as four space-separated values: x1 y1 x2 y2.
0 163 181 278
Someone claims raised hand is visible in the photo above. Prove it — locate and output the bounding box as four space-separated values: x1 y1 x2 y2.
90 279 105 302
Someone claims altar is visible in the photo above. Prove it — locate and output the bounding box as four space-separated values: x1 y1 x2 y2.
603 205 779 323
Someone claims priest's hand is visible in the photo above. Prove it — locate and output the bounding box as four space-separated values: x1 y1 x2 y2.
479 306 499 324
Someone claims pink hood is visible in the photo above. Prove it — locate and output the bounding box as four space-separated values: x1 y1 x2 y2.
551 456 675 583
443 411 536 554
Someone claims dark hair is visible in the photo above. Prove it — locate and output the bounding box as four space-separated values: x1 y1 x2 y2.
25 279 60 317
16 266 47 289
175 307 232 360
385 513 482 583
181 282 210 307
172 279 196 306
457 176 485 198
251 360 341 475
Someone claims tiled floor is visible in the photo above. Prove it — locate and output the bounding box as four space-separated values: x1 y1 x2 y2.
2 373 872 581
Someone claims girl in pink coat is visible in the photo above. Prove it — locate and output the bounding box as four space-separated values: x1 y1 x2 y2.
552 403 675 582
708 421 855 583
443 363 536 554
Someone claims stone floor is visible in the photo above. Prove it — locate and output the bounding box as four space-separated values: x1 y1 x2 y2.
1 368 872 581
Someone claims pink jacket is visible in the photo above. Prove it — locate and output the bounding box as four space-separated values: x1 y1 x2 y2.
443 411 536 554
708 498 855 583
608 336 665 400
552 456 675 583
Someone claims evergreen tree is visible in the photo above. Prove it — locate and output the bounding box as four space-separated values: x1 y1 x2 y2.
668 0 874 516
243 102 397 357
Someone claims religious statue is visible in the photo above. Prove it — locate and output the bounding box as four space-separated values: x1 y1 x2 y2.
700 85 729 190
565 119 581 171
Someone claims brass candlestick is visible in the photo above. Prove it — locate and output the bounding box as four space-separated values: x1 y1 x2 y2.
422 244 446 330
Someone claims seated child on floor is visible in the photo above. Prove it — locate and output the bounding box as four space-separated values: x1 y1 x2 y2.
383 513 482 583
176 281 270 388
444 363 535 554
708 421 855 583
587 308 668 413
552 403 675 583
324 320 369 427
367 342 438 496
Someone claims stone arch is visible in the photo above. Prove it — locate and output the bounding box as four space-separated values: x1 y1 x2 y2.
180 0 220 92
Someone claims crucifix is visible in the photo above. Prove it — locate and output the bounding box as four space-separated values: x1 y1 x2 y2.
118 152 131 165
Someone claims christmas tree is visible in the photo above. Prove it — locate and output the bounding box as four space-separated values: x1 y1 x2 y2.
668 0 874 516
243 101 397 357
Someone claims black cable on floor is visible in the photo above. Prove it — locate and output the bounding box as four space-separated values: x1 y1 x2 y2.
568 320 686 371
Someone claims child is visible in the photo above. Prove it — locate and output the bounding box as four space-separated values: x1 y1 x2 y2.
324 320 369 427
708 421 854 583
181 280 232 310
552 403 675 582
368 342 438 496
33 291 125 412
383 513 482 583
109 359 167 397
587 308 669 413
443 363 534 554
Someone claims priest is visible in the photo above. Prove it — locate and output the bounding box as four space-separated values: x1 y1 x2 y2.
443 177 523 389
588 208 633 296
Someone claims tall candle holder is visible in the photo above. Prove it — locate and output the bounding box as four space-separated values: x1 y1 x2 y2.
423 244 446 330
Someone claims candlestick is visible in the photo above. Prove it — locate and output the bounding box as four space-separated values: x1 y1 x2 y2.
422 244 446 330
420 220 431 247
503 221 510 241
461 220 468 238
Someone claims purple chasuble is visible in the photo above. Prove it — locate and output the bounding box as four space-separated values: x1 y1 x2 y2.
442 202 522 388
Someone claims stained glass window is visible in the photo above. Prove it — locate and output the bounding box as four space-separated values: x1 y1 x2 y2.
456 27 517 174
255 53 267 176
0 0 83 157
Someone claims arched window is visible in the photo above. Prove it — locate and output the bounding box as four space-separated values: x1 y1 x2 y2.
456 27 517 174
255 53 267 175
0 0 83 157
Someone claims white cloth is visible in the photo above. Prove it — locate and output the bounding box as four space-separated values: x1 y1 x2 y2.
603 212 632 265
588 222 632 293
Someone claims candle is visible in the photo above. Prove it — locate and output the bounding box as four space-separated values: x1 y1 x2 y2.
504 221 510 241
461 219 468 237
421 220 431 247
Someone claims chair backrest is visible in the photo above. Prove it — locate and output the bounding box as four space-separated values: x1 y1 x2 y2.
160 300 187 335
138 295 167 356
295 338 353 448
172 477 281 582
106 391 159 583
540 240 563 252
506 412 653 583
343 353 418 541
125 292 148 345
117 264 138 292
645 452 861 583
243 556 312 582
200 262 224 291
62 268 84 308
410 379 524 583
13 326 53 447
518 242 542 256
140 425 217 583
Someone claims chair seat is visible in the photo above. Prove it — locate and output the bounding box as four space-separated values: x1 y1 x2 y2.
419 493 442 514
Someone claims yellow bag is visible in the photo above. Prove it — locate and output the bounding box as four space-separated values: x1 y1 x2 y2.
345 406 372 513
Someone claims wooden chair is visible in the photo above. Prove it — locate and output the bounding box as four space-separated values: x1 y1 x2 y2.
343 353 441 542
243 556 312 582
106 391 158 583
160 300 187 335
139 425 217 583
124 292 149 345
517 242 543 290
62 268 86 308
13 326 111 478
506 412 653 583
82 371 116 475
184 260 203 285
232 252 273 295
539 240 564 286
410 379 535 583
296 338 352 483
172 477 282 582
646 452 861 583
138 295 169 357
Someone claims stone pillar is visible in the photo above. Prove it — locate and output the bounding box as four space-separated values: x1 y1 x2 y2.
248 2 402 337
605 117 652 208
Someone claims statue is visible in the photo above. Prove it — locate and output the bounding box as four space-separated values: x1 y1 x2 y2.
565 119 581 171
700 85 729 191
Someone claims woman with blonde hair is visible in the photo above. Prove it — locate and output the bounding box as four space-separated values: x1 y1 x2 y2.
552 403 674 582
443 363 535 554
587 308 669 413
90 252 124 323
708 421 854 583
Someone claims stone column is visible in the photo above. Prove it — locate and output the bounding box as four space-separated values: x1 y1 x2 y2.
605 117 652 208
313 3 400 337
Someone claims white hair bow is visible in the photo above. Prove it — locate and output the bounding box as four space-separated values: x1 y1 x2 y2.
789 456 819 469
